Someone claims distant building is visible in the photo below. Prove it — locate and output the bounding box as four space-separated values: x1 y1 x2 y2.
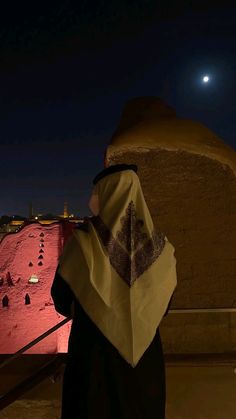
0 202 83 239
28 202 34 220
64 201 69 218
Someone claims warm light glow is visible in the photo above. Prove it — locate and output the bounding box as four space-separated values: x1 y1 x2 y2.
35 216 38 220
28 274 39 283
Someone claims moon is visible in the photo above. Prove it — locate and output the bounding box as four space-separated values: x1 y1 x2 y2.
202 75 210 83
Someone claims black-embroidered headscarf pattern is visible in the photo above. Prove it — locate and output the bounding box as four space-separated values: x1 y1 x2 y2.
91 201 165 287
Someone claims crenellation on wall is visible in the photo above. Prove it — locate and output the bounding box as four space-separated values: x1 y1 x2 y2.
0 222 73 354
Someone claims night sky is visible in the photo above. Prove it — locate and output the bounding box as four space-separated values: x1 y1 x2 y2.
1 1 236 217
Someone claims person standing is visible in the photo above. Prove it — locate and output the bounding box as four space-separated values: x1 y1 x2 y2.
51 163 177 419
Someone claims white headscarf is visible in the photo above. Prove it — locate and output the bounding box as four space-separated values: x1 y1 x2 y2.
59 167 177 367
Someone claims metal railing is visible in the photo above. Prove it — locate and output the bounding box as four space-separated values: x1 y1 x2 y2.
1 307 236 411
0 355 66 411
0 317 70 370
1 306 236 372
0 317 70 411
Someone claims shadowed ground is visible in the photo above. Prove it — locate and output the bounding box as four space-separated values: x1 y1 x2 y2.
1 364 236 419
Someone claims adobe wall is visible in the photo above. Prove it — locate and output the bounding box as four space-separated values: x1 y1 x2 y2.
0 222 72 354
106 98 236 353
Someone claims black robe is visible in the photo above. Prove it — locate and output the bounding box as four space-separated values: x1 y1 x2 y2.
51 268 171 419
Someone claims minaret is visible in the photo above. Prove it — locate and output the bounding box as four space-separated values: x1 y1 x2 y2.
29 202 34 219
63 201 69 218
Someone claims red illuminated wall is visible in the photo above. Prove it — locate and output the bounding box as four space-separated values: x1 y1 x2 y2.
0 222 75 354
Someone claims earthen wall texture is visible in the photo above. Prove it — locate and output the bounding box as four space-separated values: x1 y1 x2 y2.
0 223 71 354
108 149 236 352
